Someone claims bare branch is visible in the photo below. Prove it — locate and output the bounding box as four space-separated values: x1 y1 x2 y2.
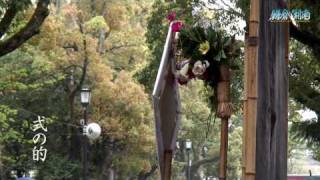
69 22 89 97
63 42 79 51
290 79 320 115
220 0 235 11
137 164 158 180
106 44 138 53
0 0 50 57
206 0 245 18
181 156 219 179
290 23 320 62
190 156 219 171
0 3 18 38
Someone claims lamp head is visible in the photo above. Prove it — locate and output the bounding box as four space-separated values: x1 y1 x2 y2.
185 139 192 151
80 87 91 107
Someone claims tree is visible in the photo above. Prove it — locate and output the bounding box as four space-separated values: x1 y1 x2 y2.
0 105 34 179
0 0 50 57
136 0 194 92
0 40 75 179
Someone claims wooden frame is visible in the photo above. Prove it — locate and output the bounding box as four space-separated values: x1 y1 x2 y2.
152 23 181 180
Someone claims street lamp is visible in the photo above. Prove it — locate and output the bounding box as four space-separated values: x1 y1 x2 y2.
80 88 91 107
185 139 192 151
86 123 101 140
80 87 91 180
185 139 192 180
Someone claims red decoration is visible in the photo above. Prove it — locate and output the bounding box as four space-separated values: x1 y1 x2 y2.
172 21 183 32
167 11 176 22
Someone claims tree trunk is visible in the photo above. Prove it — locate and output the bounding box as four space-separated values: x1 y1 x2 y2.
91 0 96 16
98 1 108 55
255 0 288 179
16 169 24 178
0 145 3 180
66 68 81 180
68 68 80 160
137 164 158 180
98 28 106 54
55 0 62 14
108 168 115 180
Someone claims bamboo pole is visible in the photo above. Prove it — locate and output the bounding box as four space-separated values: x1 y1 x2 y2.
243 0 259 179
242 32 249 180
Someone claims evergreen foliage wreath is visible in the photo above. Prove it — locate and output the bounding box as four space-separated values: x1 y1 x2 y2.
176 25 241 88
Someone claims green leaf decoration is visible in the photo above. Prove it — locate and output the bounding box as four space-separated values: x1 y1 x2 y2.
178 25 241 66
224 37 232 46
214 51 221 61
207 29 217 43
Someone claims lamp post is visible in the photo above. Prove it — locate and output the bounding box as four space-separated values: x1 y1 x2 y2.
80 87 91 180
185 139 192 180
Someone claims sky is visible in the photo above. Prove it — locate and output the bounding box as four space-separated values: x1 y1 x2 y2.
299 109 317 120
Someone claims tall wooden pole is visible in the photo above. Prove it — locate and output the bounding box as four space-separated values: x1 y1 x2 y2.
217 65 232 180
243 0 259 179
255 0 288 178
219 117 229 179
163 151 172 180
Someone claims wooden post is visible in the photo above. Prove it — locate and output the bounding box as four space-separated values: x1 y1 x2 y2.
255 0 288 178
243 0 259 179
217 65 232 180
243 0 289 179
219 117 229 179
163 150 173 180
